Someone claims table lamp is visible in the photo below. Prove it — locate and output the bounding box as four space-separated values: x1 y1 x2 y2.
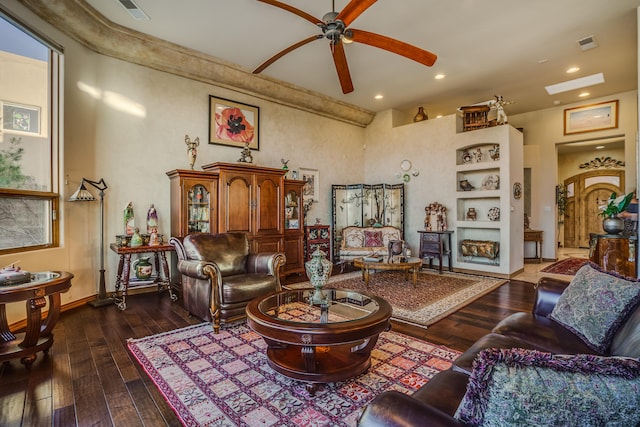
69 178 111 307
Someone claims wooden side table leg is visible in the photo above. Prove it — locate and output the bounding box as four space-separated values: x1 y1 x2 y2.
116 254 131 311
0 304 16 343
40 293 62 337
159 251 177 301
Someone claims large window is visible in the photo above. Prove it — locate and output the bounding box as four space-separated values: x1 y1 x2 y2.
0 12 62 254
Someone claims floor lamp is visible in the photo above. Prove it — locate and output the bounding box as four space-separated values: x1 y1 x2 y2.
69 178 112 307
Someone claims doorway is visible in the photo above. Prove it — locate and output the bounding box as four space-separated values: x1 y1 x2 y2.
563 170 625 248
557 137 627 249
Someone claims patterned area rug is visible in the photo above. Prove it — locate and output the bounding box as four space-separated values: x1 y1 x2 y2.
128 322 460 427
540 257 589 276
287 270 506 327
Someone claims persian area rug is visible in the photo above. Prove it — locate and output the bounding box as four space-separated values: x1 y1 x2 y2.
540 257 589 276
128 322 460 427
287 270 506 327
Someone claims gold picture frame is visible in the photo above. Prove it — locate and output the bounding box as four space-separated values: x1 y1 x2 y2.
299 168 319 201
563 100 618 135
209 95 259 149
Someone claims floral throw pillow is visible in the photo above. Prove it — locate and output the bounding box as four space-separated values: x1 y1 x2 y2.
454 348 640 427
363 230 383 247
549 262 640 353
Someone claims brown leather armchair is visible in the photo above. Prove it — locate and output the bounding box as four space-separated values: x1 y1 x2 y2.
170 233 286 332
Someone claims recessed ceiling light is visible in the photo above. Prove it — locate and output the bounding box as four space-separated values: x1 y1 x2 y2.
374 94 383 100
579 92 590 97
544 73 604 95
436 115 443 118
595 145 605 149
434 74 445 80
566 66 580 74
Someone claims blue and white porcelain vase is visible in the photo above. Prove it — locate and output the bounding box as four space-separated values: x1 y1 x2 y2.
305 248 332 304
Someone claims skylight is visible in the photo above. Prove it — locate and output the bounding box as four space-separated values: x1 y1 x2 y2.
545 73 604 95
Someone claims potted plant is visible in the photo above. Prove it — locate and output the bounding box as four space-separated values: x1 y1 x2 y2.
598 191 634 234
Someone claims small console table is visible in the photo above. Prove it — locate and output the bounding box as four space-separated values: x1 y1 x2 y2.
418 230 454 273
109 244 177 311
589 233 637 278
0 271 73 369
524 229 543 263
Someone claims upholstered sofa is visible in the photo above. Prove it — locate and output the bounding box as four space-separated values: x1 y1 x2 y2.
338 226 409 269
170 233 285 333
358 263 640 426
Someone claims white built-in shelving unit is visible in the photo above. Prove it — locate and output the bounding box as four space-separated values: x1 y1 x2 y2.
454 125 524 276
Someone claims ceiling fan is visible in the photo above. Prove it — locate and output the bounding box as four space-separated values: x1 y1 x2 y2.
253 0 437 94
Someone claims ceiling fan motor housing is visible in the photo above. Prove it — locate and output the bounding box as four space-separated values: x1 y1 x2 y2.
320 11 345 44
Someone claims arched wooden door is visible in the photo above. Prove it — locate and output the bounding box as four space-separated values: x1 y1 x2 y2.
564 170 625 248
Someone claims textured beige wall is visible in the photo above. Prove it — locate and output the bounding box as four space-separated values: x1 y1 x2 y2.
0 1 364 322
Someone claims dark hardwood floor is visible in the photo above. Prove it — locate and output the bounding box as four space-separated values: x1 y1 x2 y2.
0 271 536 426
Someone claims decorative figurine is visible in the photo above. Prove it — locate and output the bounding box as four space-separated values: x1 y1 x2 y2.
124 202 135 235
492 95 510 125
489 144 500 161
146 204 158 234
238 142 253 163
473 148 483 162
424 202 447 232
146 204 160 246
184 135 200 170
130 227 143 247
413 106 428 122
466 207 478 221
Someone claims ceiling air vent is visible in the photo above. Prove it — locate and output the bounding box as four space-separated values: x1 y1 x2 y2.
117 0 150 20
577 35 598 51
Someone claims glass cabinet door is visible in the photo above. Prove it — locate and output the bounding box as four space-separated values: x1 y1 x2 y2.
187 183 210 233
285 190 301 230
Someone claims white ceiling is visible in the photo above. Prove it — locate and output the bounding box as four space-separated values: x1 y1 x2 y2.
83 0 638 117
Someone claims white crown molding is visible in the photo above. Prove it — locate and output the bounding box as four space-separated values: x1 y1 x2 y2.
18 0 375 127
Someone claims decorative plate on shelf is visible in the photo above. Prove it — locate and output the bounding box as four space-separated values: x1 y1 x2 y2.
488 207 500 221
513 182 523 199
481 174 500 190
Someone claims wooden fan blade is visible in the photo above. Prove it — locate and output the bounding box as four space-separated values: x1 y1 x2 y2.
256 0 322 25
253 35 322 74
331 42 354 94
336 0 377 27
349 28 437 66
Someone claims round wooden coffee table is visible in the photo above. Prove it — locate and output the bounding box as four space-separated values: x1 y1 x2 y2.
246 289 391 394
353 256 422 288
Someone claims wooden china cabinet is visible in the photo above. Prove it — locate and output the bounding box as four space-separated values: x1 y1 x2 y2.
202 162 285 254
167 163 303 275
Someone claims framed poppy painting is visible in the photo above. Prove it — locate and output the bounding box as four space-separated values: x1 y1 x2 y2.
209 95 259 150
